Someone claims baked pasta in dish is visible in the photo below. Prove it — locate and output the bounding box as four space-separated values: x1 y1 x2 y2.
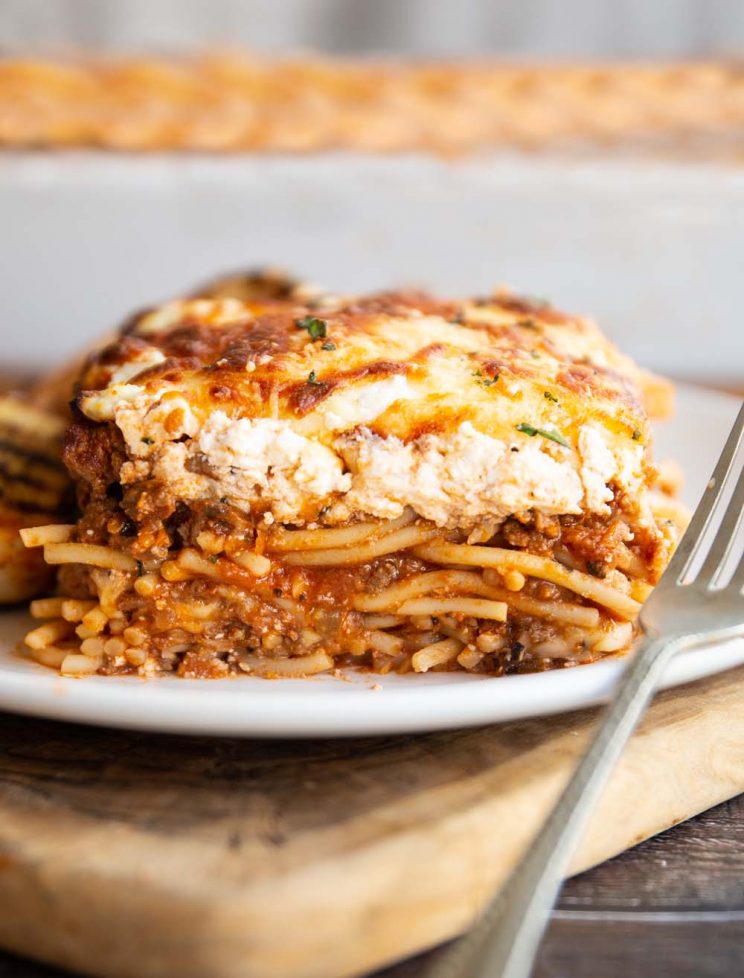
0 57 740 159
21 283 682 678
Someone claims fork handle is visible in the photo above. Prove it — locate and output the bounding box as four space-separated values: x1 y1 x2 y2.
427 633 693 978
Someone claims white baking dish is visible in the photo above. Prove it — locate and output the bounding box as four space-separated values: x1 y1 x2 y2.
1 151 741 380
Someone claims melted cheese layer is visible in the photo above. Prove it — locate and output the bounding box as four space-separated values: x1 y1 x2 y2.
76 289 661 528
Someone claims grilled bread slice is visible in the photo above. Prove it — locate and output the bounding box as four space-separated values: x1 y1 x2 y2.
0 397 72 603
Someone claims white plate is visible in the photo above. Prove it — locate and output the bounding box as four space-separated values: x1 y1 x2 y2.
0 384 741 737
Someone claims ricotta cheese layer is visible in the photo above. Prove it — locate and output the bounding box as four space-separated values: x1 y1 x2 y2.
111 390 641 527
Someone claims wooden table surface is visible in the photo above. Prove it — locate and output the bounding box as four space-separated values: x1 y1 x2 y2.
382 795 744 978
0 713 741 978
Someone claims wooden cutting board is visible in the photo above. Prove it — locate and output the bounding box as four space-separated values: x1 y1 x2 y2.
0 663 743 978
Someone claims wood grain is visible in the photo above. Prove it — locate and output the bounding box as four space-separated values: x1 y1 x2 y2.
0 663 743 978
2 794 744 978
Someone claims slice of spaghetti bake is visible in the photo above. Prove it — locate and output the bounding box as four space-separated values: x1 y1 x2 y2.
22 286 679 678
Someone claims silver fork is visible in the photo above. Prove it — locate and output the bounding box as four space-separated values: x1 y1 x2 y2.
428 402 744 978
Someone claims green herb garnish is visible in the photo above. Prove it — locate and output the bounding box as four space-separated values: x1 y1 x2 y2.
632 429 642 441
141 437 154 445
517 318 539 330
136 560 144 576
586 561 606 579
515 423 570 448
321 341 336 351
296 316 327 340
473 370 499 387
543 391 559 403
208 554 220 564
307 371 322 386
530 351 541 359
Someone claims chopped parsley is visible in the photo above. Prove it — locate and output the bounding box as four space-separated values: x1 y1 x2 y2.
208 554 220 564
543 391 559 403
530 350 541 359
632 429 642 441
296 316 327 340
515 423 570 448
473 370 499 387
136 560 144 577
586 561 606 579
307 370 322 386
141 437 154 445
321 341 336 351
517 318 539 330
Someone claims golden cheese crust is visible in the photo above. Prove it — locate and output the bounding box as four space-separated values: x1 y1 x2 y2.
78 287 668 448
68 283 675 536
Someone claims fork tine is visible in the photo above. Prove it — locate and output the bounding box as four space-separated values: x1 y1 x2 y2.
696 462 744 588
665 402 744 584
